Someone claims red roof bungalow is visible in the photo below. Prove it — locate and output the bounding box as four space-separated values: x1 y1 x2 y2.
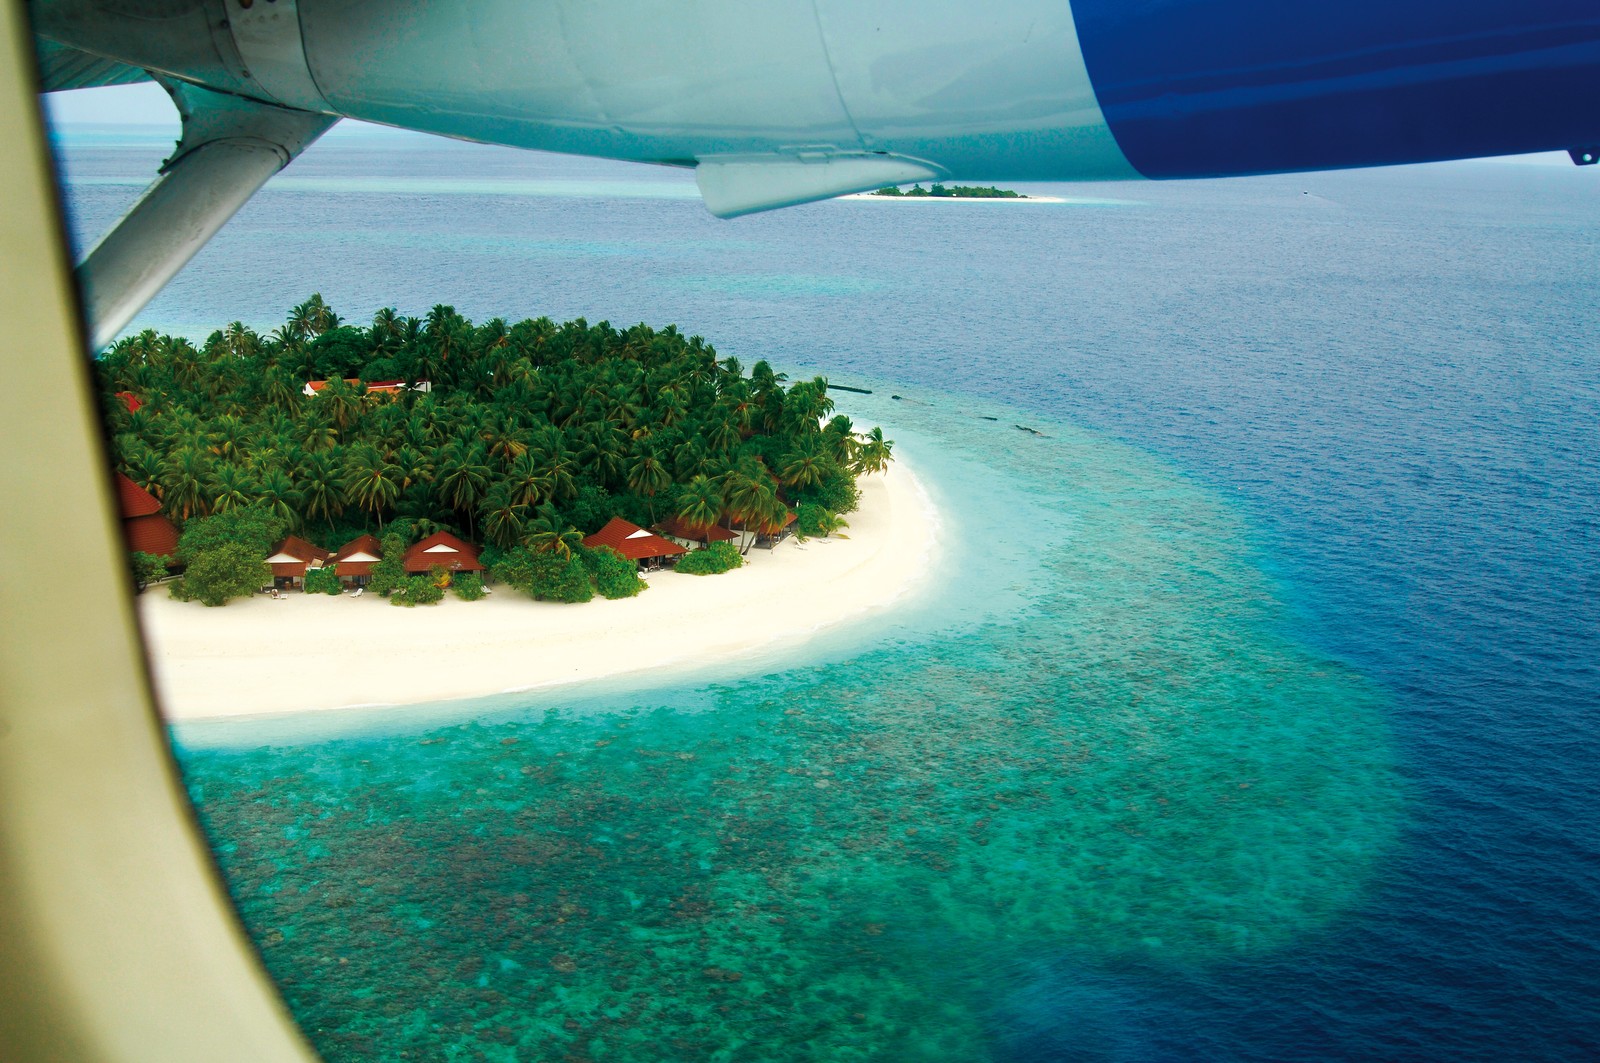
403 531 484 576
583 517 688 569
733 509 798 550
114 472 178 558
266 536 331 589
654 515 737 547
333 534 384 586
303 378 431 398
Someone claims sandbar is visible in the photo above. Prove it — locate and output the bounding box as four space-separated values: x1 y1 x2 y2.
139 459 937 721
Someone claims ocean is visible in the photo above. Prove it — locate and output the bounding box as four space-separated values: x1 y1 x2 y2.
54 127 1600 1061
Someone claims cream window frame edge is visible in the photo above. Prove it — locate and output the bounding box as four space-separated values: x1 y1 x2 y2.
0 3 319 1060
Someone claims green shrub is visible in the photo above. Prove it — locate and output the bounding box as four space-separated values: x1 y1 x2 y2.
389 575 445 607
176 505 287 563
452 572 486 601
304 566 342 595
491 547 594 603
169 543 270 606
129 551 168 591
369 534 407 596
580 545 644 599
535 554 594 603
795 472 861 516
675 540 743 575
795 502 848 539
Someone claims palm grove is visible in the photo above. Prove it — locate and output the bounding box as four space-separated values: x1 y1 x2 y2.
100 297 893 605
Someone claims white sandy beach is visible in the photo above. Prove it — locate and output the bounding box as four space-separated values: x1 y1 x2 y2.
138 461 937 721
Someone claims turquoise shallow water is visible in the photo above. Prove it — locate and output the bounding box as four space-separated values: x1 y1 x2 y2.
175 389 1400 1062
57 130 1600 1058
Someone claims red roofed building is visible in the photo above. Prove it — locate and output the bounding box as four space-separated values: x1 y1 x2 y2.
303 378 431 398
583 517 687 569
733 509 798 550
115 391 143 414
654 515 737 548
266 535 331 590
402 531 484 576
333 534 384 587
114 472 178 558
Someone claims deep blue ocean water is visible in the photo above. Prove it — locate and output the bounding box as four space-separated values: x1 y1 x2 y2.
55 127 1600 1061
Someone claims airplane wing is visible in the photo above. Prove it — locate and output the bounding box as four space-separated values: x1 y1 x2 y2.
29 0 1600 347
35 36 150 91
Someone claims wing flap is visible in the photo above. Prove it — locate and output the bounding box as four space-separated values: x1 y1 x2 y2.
35 37 152 92
695 152 940 218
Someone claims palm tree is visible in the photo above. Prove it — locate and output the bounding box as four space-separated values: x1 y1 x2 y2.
725 472 777 554
207 462 258 514
298 451 346 533
779 435 831 492
121 442 163 496
526 505 582 559
626 451 672 522
504 451 552 509
705 407 743 454
393 444 435 494
369 306 404 353
344 445 402 531
857 427 894 475
257 466 303 531
289 293 339 339
478 483 529 550
319 376 366 436
261 367 301 412
576 422 627 489
159 446 212 521
434 441 492 538
676 475 723 539
822 414 858 468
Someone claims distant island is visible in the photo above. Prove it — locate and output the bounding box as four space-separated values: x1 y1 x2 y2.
872 183 1026 199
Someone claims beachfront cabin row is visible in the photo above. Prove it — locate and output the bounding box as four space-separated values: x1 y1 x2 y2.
582 517 686 571
265 530 485 591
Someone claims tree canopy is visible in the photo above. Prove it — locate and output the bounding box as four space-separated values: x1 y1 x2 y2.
99 300 893 570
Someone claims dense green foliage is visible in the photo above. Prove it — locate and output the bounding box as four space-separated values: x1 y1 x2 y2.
579 546 646 599
389 575 445 607
175 505 286 562
166 507 285 605
796 501 848 539
169 542 270 606
129 551 168 590
675 540 744 575
99 300 892 577
873 183 1025 199
369 534 407 596
491 548 595 604
451 572 486 601
304 566 342 595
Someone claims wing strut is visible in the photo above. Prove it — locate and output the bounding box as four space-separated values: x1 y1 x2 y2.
77 79 335 349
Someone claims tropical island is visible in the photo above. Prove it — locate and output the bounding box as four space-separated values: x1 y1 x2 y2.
103 298 933 719
871 183 1027 199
